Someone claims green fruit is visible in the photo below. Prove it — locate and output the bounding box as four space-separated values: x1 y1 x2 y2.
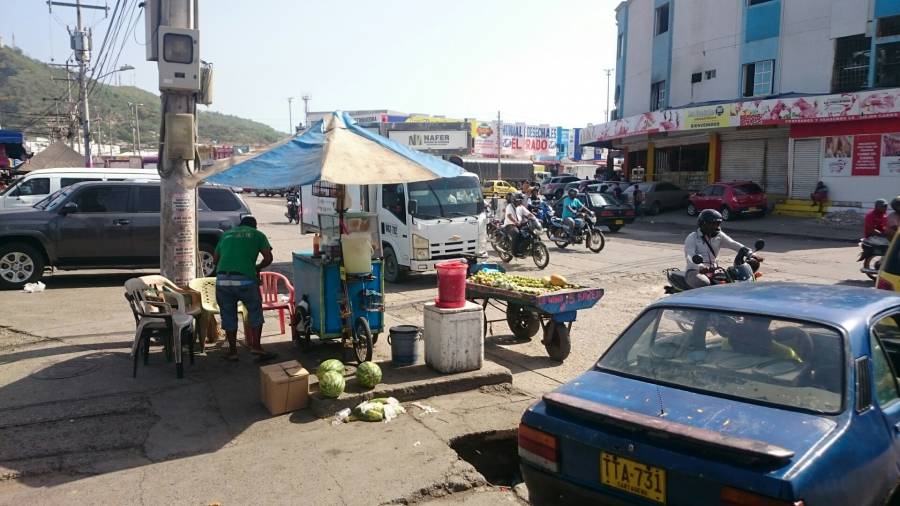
319 371 345 398
356 361 382 389
316 359 344 381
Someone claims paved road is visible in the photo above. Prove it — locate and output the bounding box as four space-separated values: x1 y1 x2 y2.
0 194 865 504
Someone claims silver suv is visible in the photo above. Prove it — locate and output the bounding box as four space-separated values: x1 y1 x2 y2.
0 181 251 289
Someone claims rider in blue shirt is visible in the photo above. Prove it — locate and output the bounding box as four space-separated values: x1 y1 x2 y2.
561 188 587 232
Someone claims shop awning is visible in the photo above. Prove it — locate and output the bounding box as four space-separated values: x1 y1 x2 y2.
0 129 31 161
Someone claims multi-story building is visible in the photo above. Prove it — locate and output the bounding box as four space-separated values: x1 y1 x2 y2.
585 0 900 210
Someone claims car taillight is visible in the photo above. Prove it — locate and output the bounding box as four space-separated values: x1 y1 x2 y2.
625 210 635 216
518 423 558 472
720 487 803 506
877 278 894 291
601 210 614 217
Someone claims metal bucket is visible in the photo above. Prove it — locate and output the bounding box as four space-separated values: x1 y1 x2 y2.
388 325 421 366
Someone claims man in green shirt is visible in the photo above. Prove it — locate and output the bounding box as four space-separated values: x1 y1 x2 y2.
214 216 273 361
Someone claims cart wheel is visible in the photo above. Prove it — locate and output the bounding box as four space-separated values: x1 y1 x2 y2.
544 323 571 362
353 317 373 364
293 306 312 350
507 304 540 340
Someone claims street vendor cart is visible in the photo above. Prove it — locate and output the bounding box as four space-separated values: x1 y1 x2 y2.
466 272 604 361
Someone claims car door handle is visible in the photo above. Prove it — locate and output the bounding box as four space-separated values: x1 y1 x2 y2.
113 219 131 226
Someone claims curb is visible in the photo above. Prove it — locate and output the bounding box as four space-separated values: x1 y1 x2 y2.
309 361 513 418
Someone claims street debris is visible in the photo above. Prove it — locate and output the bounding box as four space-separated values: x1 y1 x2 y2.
820 209 863 229
410 401 439 418
23 282 45 293
332 397 407 424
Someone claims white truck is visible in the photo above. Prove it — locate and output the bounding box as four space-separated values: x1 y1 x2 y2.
300 173 488 282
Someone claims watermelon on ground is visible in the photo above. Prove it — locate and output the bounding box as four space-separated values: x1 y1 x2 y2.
316 359 344 381
356 361 382 389
319 370 345 398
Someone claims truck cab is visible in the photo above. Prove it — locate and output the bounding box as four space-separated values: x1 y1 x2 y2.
374 173 487 282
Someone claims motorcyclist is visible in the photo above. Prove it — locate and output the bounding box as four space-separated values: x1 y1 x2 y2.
285 187 300 222
503 192 528 254
561 187 592 234
684 209 759 289
864 199 890 246
887 196 900 239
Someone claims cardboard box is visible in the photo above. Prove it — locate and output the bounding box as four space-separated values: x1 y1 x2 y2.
259 360 309 415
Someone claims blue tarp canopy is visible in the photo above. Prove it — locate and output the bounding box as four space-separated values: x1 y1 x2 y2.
0 130 23 144
205 112 465 188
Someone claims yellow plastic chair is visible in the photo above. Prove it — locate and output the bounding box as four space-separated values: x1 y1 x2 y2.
188 277 248 352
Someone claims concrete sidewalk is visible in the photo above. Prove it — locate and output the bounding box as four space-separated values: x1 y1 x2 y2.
634 210 860 243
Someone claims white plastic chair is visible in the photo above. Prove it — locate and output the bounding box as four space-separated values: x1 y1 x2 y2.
124 276 195 379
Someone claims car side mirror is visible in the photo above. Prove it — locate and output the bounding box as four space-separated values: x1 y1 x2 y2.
407 199 418 216
60 202 78 215
754 239 765 251
691 254 704 265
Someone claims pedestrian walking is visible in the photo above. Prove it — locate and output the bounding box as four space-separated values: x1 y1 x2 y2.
632 183 644 216
214 216 274 362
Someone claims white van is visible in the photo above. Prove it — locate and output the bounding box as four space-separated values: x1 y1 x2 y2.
0 167 160 209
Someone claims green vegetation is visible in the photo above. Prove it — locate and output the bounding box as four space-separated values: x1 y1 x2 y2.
0 46 283 147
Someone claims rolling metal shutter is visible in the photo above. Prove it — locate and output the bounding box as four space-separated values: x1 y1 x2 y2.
791 138 821 199
721 139 765 183
764 136 789 195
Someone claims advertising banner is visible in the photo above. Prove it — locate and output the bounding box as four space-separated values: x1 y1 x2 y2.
851 135 882 176
684 104 732 130
387 130 468 151
881 133 900 176
822 136 853 177
472 121 559 158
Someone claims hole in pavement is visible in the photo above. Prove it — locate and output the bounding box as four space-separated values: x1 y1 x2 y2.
450 430 520 486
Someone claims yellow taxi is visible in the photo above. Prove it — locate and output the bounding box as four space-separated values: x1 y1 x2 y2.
877 233 900 291
482 179 518 198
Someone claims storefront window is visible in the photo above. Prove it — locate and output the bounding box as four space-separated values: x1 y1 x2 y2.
876 41 900 88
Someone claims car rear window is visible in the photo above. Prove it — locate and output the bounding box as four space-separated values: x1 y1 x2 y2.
598 308 844 414
199 187 243 211
734 183 763 195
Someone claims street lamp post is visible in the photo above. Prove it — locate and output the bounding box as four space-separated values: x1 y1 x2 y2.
288 97 294 135
128 102 144 156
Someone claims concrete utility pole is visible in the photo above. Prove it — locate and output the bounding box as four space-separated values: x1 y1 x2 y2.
47 0 108 166
129 103 143 156
287 97 294 135
496 110 502 181
604 68 614 122
301 94 311 130
154 0 202 286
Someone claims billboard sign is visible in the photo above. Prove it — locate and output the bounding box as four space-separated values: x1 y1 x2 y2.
388 130 468 151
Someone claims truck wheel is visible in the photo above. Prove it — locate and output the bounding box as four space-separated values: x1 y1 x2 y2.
383 246 405 283
199 242 217 277
0 242 45 290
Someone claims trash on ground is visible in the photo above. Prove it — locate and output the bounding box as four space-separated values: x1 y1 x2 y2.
410 401 438 417
331 408 351 426
336 397 406 424
23 282 46 293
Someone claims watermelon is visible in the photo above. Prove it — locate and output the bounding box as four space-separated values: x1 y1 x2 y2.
356 361 382 389
316 359 344 381
319 371 345 398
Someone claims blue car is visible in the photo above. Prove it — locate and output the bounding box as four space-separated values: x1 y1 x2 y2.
519 283 900 506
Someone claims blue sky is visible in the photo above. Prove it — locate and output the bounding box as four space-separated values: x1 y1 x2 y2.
3 0 618 132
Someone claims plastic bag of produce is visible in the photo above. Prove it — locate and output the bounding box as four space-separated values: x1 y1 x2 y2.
352 401 385 422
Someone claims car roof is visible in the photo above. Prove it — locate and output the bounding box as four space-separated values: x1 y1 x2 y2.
652 282 900 332
23 167 158 175
65 180 230 190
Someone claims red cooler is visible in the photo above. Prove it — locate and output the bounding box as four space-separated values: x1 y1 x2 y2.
435 261 467 308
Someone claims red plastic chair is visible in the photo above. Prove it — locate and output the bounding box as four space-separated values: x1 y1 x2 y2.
259 272 295 334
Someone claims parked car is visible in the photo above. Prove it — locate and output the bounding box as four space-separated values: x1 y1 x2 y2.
520 282 900 506
553 192 635 232
621 181 690 215
0 181 251 289
0 167 159 209
482 179 517 198
250 188 287 197
562 180 595 196
877 232 900 292
540 175 580 199
687 181 767 220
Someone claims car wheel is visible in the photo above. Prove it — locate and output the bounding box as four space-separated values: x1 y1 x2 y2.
686 203 697 216
721 206 732 221
650 201 661 215
0 242 45 290
383 246 405 283
198 242 217 277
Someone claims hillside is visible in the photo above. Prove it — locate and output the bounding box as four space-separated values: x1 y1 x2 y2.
0 46 284 147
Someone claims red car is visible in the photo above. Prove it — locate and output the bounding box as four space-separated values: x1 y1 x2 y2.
686 181 767 220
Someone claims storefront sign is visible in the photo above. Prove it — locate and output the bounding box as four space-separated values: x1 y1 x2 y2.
881 133 900 176
852 135 881 176
472 121 559 158
822 136 853 176
586 89 900 143
388 130 468 151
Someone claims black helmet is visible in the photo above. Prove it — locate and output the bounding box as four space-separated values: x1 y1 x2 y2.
876 198 888 209
892 196 900 212
567 187 578 197
513 192 525 203
698 209 723 226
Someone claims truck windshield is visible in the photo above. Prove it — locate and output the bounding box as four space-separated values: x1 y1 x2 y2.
408 176 484 218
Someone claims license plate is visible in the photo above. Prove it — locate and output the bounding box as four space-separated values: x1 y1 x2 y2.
615 219 624 224
747 207 760 212
601 452 666 504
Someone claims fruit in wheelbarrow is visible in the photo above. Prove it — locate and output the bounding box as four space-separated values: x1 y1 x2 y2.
356 361 382 389
316 359 344 381
550 274 568 287
319 370 346 398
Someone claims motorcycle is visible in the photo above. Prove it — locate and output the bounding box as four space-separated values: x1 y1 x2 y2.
487 216 505 249
285 192 300 224
664 239 765 294
858 237 889 281
529 200 556 233
493 218 550 269
546 208 605 253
